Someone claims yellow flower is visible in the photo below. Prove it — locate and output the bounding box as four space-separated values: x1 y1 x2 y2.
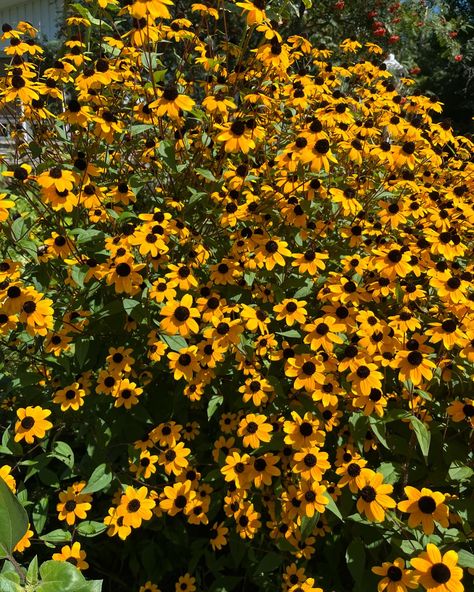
411 543 464 592
14 406 53 444
52 542 89 571
356 470 396 522
398 486 449 535
149 87 195 119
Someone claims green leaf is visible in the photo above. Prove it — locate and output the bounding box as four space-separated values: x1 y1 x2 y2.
348 413 368 450
32 497 49 535
38 561 87 592
368 417 389 449
346 537 366 588
276 329 301 338
75 340 90 367
122 299 139 315
81 464 112 495
377 462 402 485
49 441 74 469
10 216 27 242
196 168 216 181
76 521 107 537
0 476 29 558
448 461 473 482
323 491 343 520
1 430 22 456
256 551 282 573
0 574 23 592
26 556 39 586
457 549 474 569
409 417 431 462
160 334 188 351
300 513 319 540
40 529 72 544
207 395 223 420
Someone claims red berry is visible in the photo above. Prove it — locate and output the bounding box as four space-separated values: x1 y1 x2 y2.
454 54 463 62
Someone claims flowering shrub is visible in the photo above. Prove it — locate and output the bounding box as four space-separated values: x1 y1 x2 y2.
0 1 473 591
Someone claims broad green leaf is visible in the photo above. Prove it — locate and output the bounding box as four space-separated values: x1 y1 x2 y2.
276 329 301 338
196 168 216 181
160 334 188 351
40 529 72 544
457 549 474 569
346 538 366 588
0 574 23 592
122 299 139 315
38 561 87 592
76 521 107 537
81 464 112 495
300 513 319 540
409 417 431 462
368 417 389 449
256 551 283 573
49 441 74 469
207 395 223 420
26 556 38 586
448 461 473 482
323 491 343 520
32 497 49 535
0 476 29 558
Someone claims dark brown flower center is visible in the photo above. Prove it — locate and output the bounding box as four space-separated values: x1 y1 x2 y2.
387 566 403 582
417 495 436 514
430 563 451 584
359 485 376 502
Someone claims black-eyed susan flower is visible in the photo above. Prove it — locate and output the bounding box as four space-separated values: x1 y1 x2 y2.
149 86 195 119
411 543 464 592
139 582 160 592
372 558 417 592
297 481 328 517
292 447 330 481
237 413 273 449
0 465 16 492
249 453 280 487
52 542 89 571
356 470 396 522
57 482 92 525
235 502 261 539
160 481 196 516
273 299 308 326
111 378 143 409
117 486 156 528
396 350 436 386
174 574 196 592
283 411 324 450
221 451 252 488
13 523 34 553
209 522 229 551
53 382 86 411
159 441 190 476
398 486 449 535
14 406 52 444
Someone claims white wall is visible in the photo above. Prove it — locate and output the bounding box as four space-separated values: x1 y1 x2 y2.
0 0 63 43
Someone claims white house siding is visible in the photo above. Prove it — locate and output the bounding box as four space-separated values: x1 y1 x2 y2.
0 0 63 43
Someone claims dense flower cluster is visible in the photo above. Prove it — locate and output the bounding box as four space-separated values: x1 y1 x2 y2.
0 1 472 591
